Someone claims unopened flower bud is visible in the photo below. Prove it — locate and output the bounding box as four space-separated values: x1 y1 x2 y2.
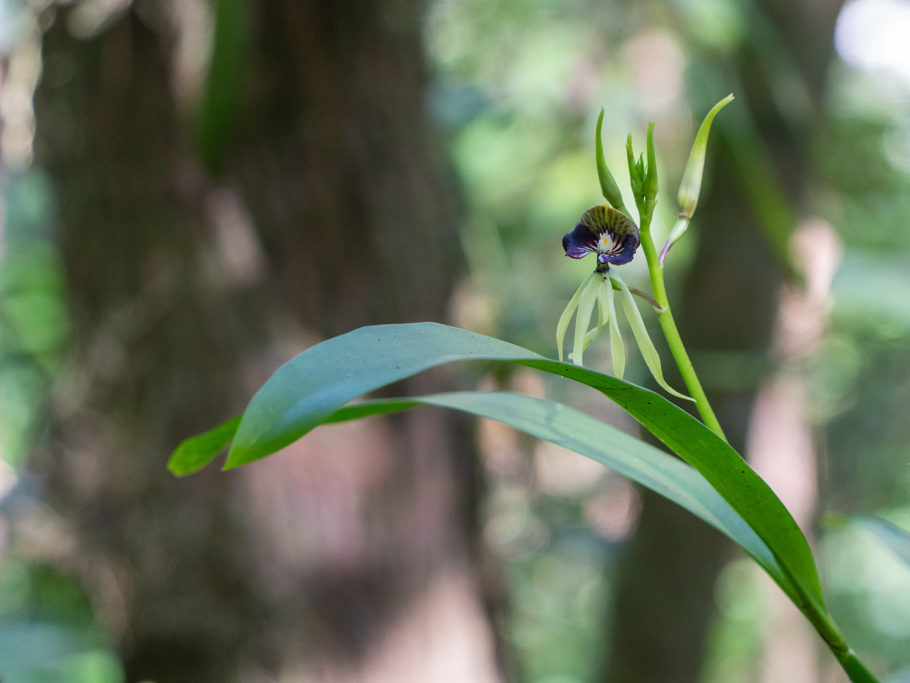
661 94 734 264
595 109 628 214
676 94 734 219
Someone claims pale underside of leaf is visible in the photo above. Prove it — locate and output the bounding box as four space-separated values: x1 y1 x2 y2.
168 323 832 629
325 389 797 602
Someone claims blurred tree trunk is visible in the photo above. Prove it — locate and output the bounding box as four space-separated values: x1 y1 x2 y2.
226 2 504 680
602 1 845 681
33 9 264 681
32 1 501 681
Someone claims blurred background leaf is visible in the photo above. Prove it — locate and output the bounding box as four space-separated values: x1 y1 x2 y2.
1 0 910 680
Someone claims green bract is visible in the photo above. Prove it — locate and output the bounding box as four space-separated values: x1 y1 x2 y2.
660 94 735 264
595 109 629 214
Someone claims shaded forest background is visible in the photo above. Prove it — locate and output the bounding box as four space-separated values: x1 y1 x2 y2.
1 0 909 681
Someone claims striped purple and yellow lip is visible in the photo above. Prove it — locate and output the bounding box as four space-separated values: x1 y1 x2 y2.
562 204 639 269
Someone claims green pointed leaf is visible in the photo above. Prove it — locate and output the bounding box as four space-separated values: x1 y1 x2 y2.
214 322 832 630
168 415 241 476
329 390 797 602
224 323 537 469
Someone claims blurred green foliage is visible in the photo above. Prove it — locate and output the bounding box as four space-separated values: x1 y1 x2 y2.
0 170 122 680
507 545 609 683
0 559 124 682
0 171 68 467
2 0 910 678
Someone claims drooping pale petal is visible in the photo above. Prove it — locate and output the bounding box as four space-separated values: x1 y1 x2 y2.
557 271 598 361
604 278 625 379
615 275 692 401
585 286 610 350
571 274 600 365
584 277 610 349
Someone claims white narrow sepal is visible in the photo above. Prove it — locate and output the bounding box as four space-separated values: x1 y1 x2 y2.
604 276 625 379
583 274 610 349
557 271 597 361
615 275 692 401
570 274 600 365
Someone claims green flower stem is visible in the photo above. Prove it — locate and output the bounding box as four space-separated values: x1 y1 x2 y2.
638 216 881 683
796 593 881 682
837 649 880 683
637 217 727 441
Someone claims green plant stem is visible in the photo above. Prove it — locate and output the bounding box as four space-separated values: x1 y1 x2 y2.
837 649 880 683
637 219 727 441
797 595 880 682
638 216 880 683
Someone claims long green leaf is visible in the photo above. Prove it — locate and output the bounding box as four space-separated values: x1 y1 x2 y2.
176 323 836 641
326 390 797 602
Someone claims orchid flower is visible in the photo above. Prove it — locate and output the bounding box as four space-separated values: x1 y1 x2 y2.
557 204 689 400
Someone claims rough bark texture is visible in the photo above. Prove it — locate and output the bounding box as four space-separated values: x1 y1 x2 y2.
31 1 500 681
602 0 846 680
33 9 265 681
236 0 464 331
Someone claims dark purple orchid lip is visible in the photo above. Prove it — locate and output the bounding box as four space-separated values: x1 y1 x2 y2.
562 205 640 268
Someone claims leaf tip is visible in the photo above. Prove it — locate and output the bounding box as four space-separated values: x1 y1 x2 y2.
166 415 242 478
166 459 189 478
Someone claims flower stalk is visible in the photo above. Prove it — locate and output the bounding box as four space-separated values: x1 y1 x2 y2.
626 106 727 439
638 199 727 439
557 96 882 681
